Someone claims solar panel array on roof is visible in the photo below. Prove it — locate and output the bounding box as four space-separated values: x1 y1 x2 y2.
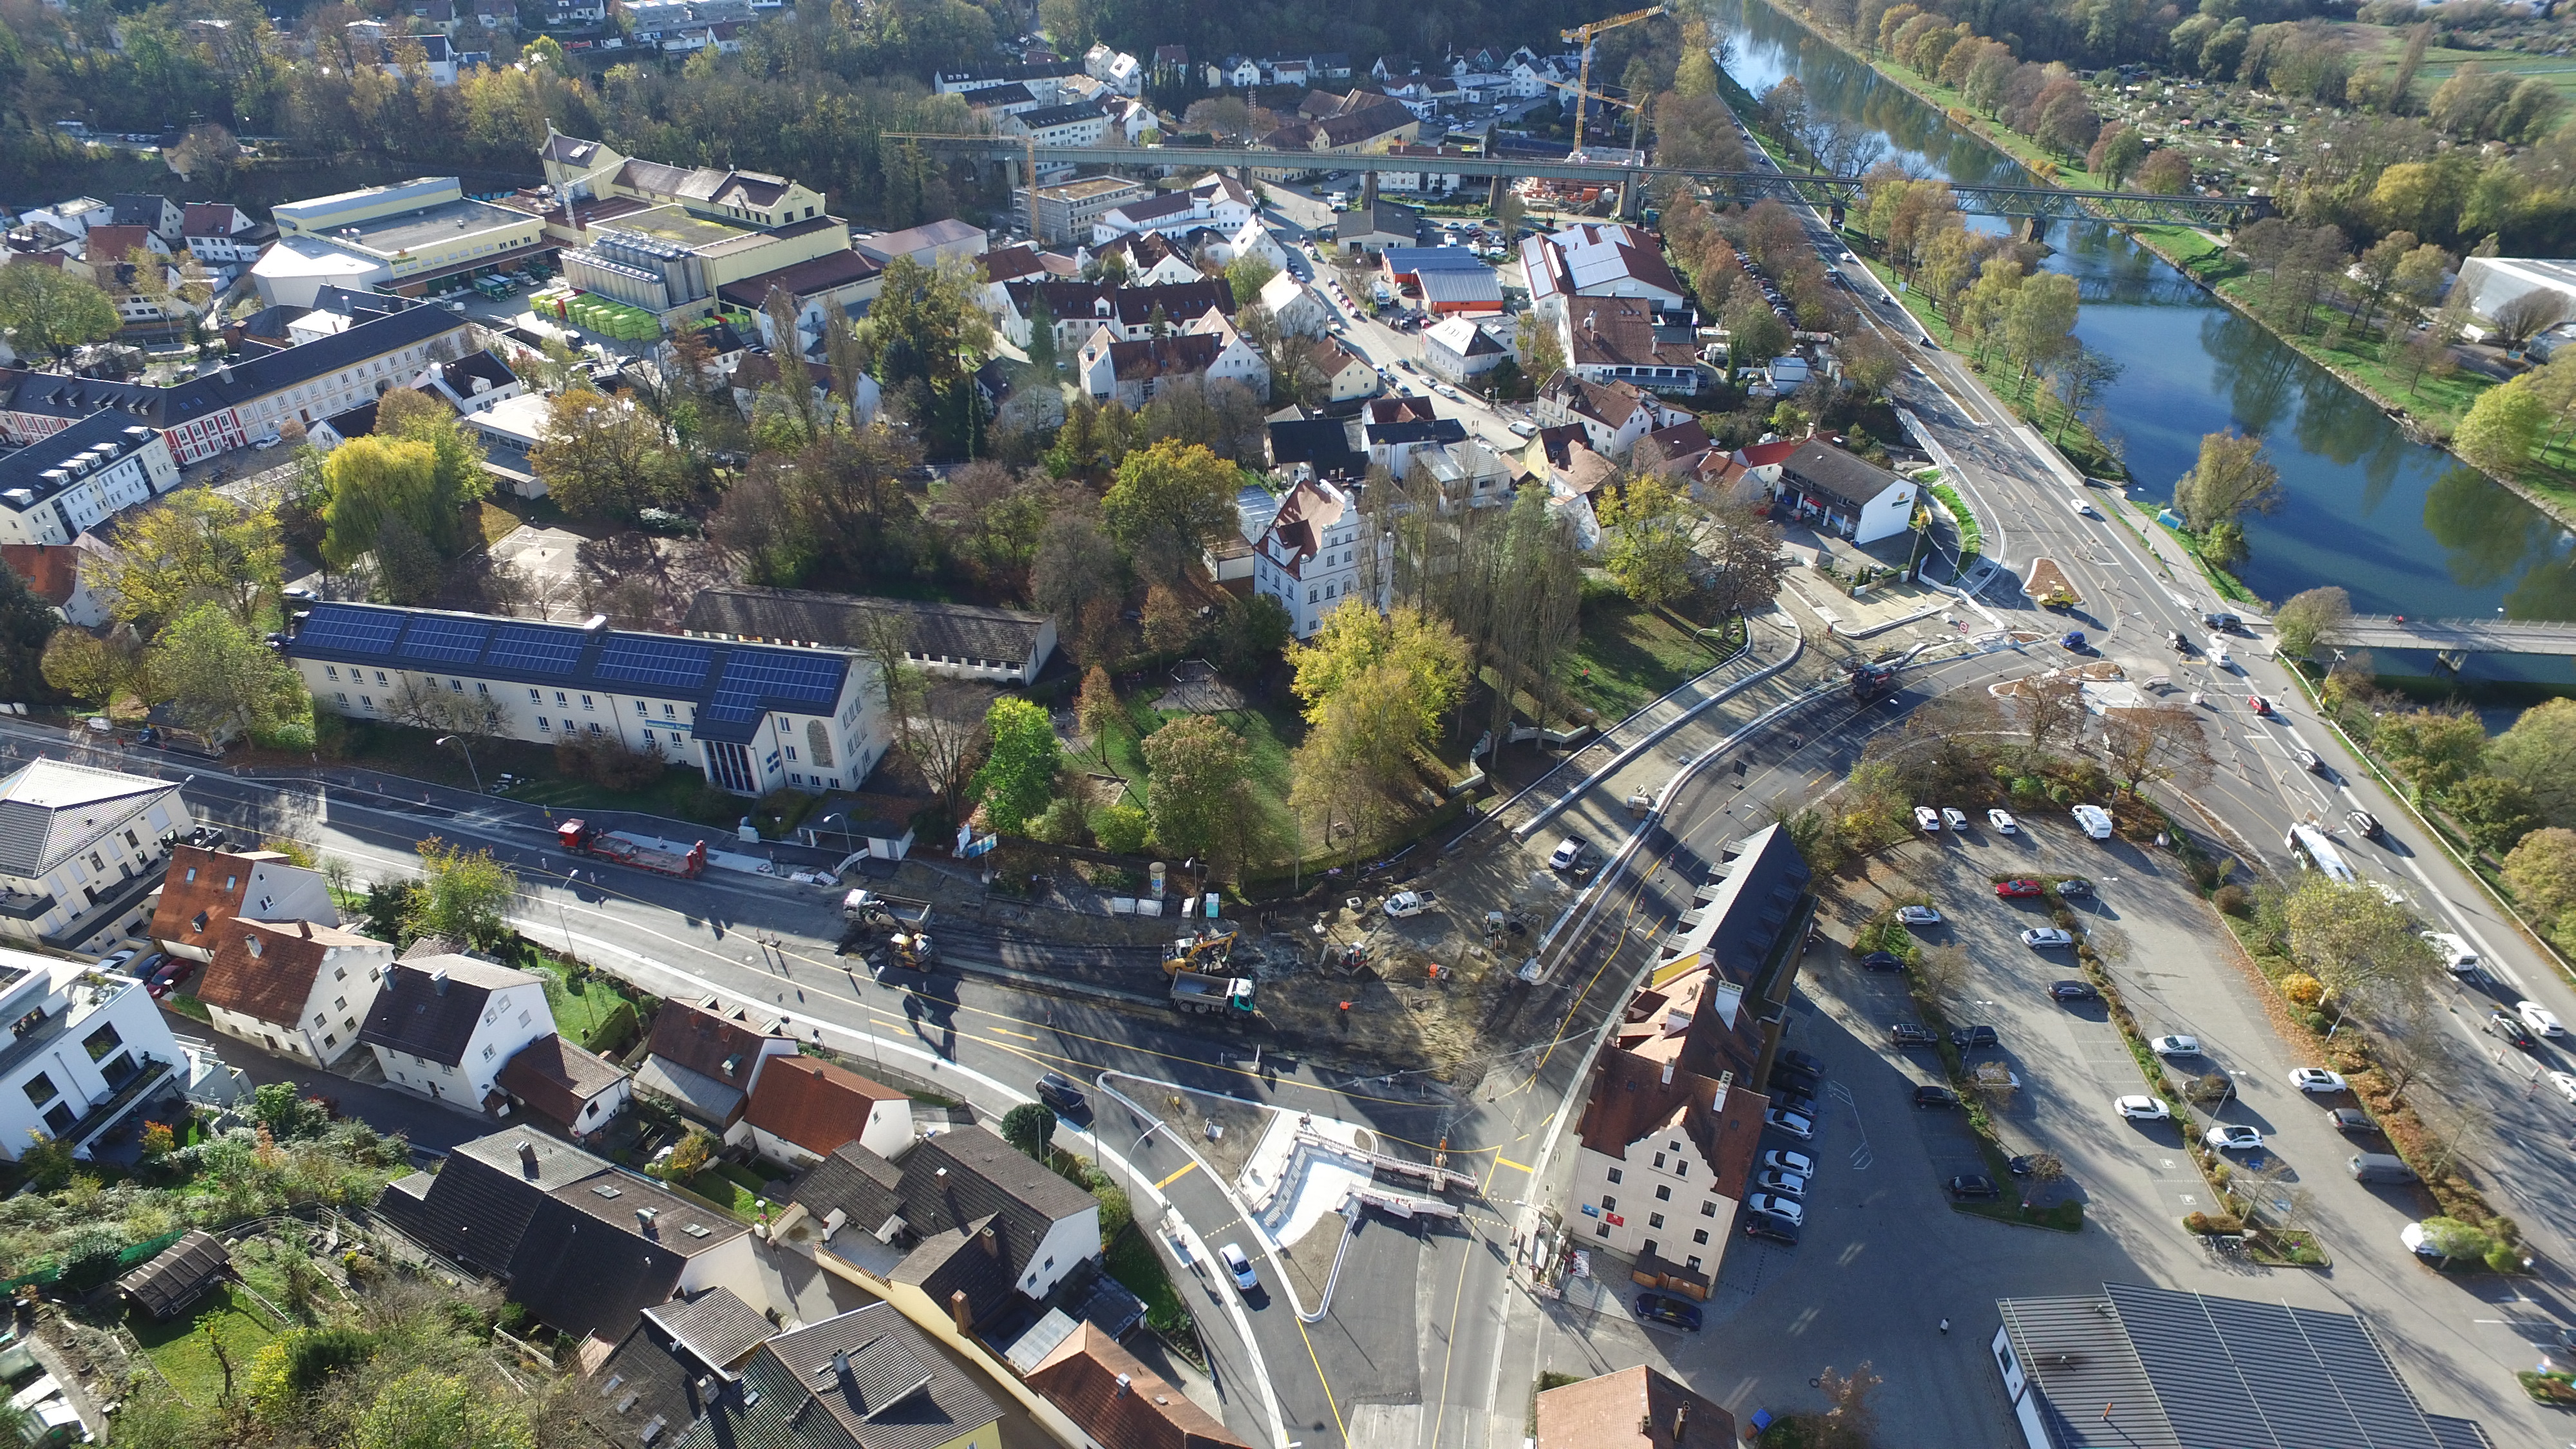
705 649 841 722
396 614 493 665
486 623 587 675
595 636 712 689
296 605 406 656
2100 1282 2446 1449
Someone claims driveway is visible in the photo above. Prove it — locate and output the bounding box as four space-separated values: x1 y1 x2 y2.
165 1007 488 1155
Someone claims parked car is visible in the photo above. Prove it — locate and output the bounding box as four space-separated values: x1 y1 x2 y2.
95 948 139 974
1754 1169 1808 1199
1951 1025 1999 1050
1036 1072 1091 1123
1913 1085 1960 1110
2550 1072 2576 1106
1633 1292 1703 1331
1940 808 1968 830
1947 1174 2000 1198
2487 1010 2535 1049
1770 1084 1818 1115
1218 1242 1259 1291
1745 1192 1805 1225
2049 980 2099 1001
1765 1108 1814 1139
1987 809 2017 833
2348 810 2382 840
2022 927 2075 949
1763 1149 1816 1177
2518 1001 2566 1037
1383 890 1437 918
1743 1211 1801 1245
146 959 198 999
2115 1095 2171 1121
2054 878 2094 898
2203 1124 2264 1151
1888 1023 1940 1046
1778 1049 1827 1077
1895 905 1942 925
2328 1107 2380 1135
1548 837 1587 871
2150 1035 2201 1058
1913 806 1942 832
2289 1068 2349 1093
1859 950 1906 972
1996 879 2045 899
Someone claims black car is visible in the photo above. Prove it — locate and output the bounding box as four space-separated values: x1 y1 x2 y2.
1035 1072 1090 1122
1779 1049 1828 1077
1913 1085 1961 1109
1951 1025 1999 1050
2488 1011 2535 1050
2007 1155 2038 1176
2329 1108 2380 1136
1633 1292 1704 1331
1772 1084 1819 1115
2204 611 2241 632
2049 980 2099 1001
1889 1023 1940 1046
2348 810 2382 840
1947 1174 2000 1198
1743 1211 1801 1245
1859 950 1906 972
1769 1068 1818 1099
2056 878 2094 898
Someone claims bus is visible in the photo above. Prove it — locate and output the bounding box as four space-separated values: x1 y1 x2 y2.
2285 824 2356 885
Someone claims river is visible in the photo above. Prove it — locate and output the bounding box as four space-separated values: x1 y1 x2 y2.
1714 0 2576 686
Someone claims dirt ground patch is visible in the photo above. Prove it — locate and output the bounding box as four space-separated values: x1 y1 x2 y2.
1274 1214 1347 1307
1110 1074 1271 1184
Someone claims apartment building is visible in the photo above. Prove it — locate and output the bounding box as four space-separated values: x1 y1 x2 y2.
0 412 178 547
0 760 193 952
0 946 189 1161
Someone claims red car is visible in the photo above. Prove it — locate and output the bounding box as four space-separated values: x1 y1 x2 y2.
146 959 198 999
1995 879 2046 899
2248 696 2271 715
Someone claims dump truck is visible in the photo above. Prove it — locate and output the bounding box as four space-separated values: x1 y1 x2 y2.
843 889 932 929
1171 971 1255 1015
556 820 708 878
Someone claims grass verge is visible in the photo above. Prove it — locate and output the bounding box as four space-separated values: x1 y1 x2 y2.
1104 1222 1197 1345
1927 482 1982 561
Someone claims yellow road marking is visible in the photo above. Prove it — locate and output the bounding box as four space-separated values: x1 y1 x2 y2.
1495 1157 1535 1174
1155 1160 1200 1189
1296 1319 1352 1446
988 1027 1039 1041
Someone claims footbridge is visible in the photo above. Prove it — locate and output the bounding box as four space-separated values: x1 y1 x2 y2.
2322 615 2576 659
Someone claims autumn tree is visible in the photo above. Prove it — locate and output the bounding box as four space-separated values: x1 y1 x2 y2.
528 388 684 522
1595 471 1699 607
1697 496 1790 619
0 263 119 361
2098 703 2213 793
104 489 283 629
402 838 519 951
39 629 130 707
1103 439 1240 583
2454 375 2550 476
1075 665 1121 763
909 682 993 826
144 604 303 741
2488 699 2576 830
2271 586 2351 659
1141 714 1264 869
2280 874 2439 1011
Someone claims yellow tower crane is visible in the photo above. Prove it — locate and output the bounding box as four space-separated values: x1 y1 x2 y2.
1558 5 1668 153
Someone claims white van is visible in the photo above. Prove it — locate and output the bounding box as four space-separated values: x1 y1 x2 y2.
2070 804 2114 840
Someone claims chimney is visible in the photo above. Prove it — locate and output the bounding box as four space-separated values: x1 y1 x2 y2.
977 1225 998 1260
829 1349 851 1380
1673 1405 1689 1443
517 1139 538 1175
1659 1059 1672 1086
1113 1373 1132 1397
947 1289 972 1334
430 967 450 996
636 1206 659 1235
298 920 312 938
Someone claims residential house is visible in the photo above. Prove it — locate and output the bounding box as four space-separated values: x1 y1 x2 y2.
850 218 988 270
109 194 184 245
1421 316 1509 384
1001 102 1112 149
0 537 118 626
1265 415 1367 482
1089 176 1257 247
1257 270 1334 337
1251 476 1389 638
1535 374 1667 460
1361 395 1467 473
357 949 557 1113
374 1130 766 1345
786 1124 1103 1309
82 224 171 270
538 129 832 232
281 601 893 798
633 996 800 1129
965 81 1046 120
1405 437 1515 511
578 1287 777 1449
1088 231 1204 288
729 1055 912 1168
1083 43 1142 96
194 918 392 1066
1336 200 1420 257
413 349 523 414
1019 176 1150 245
715 249 885 359
999 277 1236 352
1309 101 1419 155
978 244 1074 308
496 1034 632 1139
933 61 1087 100
1311 52 1353 79
658 1303 1008 1449
1206 55 1263 88
0 945 190 1160
683 587 1057 686
1202 216 1287 273
1026 1320 1254 1449
1562 296 1703 396
1151 45 1189 83
149 842 339 965
14 198 111 240
1535 1365 1736 1449
1302 337 1379 403
180 203 274 278
1374 144 1470 197
1636 419 1716 476
1077 320 1268 407
1768 439 1915 544
1520 222 1689 323
0 760 193 953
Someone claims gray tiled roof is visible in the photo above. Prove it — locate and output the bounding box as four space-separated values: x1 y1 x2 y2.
1777 440 1904 513
643 1285 776 1372
790 1126 1094 1298
355 954 539 1065
695 1303 1008 1449
683 587 1052 671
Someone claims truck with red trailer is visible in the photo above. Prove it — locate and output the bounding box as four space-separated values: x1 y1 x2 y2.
555 819 708 878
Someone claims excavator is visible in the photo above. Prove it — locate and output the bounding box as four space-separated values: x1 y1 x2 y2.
1163 931 1238 975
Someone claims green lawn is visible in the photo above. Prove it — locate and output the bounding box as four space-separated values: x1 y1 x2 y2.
1089 686 1301 848
515 952 641 1054
1103 1222 1193 1337
131 1283 280 1405
1562 596 1725 723
685 1164 782 1217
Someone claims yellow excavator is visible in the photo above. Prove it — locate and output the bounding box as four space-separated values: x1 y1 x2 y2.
1163 931 1238 976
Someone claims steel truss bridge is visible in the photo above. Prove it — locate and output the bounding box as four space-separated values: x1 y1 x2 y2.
886 135 2269 227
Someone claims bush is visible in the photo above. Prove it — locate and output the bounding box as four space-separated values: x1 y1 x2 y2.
2183 1211 2244 1234
2280 972 2324 1007
2214 883 2252 916
2420 1215 2494 1262
1093 802 1150 855
2302 1010 2331 1034
556 734 670 791
585 999 639 1056
2486 1239 2526 1273
650 1128 716 1182
1027 796 1091 846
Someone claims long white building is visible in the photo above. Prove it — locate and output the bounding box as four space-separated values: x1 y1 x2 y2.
283 603 891 797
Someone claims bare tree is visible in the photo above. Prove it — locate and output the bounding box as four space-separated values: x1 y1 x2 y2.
2368 998 2453 1106
2415 1095 2492 1182
2016 672 2086 760
909 683 992 824
2098 703 2215 793
383 675 513 739
2492 289 2574 348
2018 1151 2065 1209
852 611 926 755
1700 495 1790 619
1914 943 1969 1018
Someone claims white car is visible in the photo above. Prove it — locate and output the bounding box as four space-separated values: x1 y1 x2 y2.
2115 1095 2170 1121
2069 496 2096 518
2202 1124 2264 1151
2517 1001 2566 1037
1762 1149 1816 1176
1744 1192 1804 1226
2289 1067 2347 1093
1895 905 1942 925
2420 931 2479 974
2549 1072 2576 1106
1508 420 1539 438
1914 806 1942 832
1940 808 1968 830
2021 927 2075 949
1383 890 1435 919
1987 809 2018 833
1548 837 1587 871
1765 1107 1814 1139
2150 1035 2201 1058
1218 1242 1259 1292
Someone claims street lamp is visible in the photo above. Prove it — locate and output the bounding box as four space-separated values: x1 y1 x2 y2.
820 811 855 861
435 735 484 795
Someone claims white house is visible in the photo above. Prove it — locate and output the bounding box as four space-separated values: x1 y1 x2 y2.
1087 232 1203 287
193 918 393 1066
1083 43 1142 96
1769 439 1917 545
0 411 181 548
1003 102 1112 149
1258 270 1334 337
495 1034 632 1139
180 202 272 280
283 603 892 799
357 952 556 1113
1520 222 1690 323
149 842 339 965
0 946 191 1160
728 1054 913 1169
0 536 120 627
0 760 193 954
1421 316 1509 384
1303 337 1379 403
1251 477 1391 639
1535 374 1665 460
791 1125 1103 1304
1568 1042 1751 1283
1205 216 1288 273
1077 319 1269 407
1088 173 1257 246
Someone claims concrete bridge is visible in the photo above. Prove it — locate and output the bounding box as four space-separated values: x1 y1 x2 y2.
884 135 2269 228
2322 614 2576 659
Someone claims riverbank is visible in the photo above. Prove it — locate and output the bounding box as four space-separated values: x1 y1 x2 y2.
1741 0 2576 535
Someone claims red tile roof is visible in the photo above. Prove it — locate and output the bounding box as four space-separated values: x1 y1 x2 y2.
1027 1321 1253 1449
1535 1365 1736 1449
646 996 793 1086
741 1054 901 1157
0 544 77 606
498 1033 630 1127
196 916 387 1027
150 845 290 954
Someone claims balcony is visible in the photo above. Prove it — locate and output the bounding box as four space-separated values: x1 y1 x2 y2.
65 1053 176 1156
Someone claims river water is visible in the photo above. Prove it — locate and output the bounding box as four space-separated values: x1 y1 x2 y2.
1714 0 2576 684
